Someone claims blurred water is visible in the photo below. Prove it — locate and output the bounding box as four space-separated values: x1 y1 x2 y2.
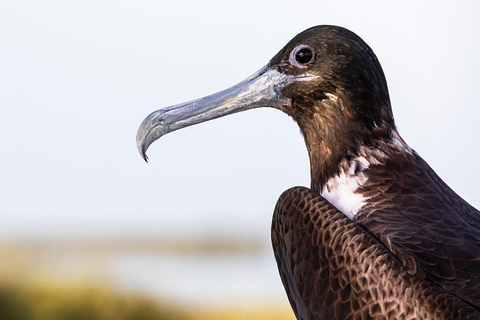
108 247 288 307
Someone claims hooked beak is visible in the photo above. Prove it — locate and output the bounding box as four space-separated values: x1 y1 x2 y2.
136 65 315 161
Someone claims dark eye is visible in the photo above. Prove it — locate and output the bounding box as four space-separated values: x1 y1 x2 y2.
296 48 314 64
289 45 315 68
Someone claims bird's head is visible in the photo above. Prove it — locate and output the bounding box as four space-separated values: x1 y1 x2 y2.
137 25 396 189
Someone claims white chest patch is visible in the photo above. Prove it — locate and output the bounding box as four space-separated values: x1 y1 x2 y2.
321 157 370 220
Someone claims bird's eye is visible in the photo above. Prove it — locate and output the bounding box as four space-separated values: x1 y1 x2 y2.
296 48 313 64
290 45 315 68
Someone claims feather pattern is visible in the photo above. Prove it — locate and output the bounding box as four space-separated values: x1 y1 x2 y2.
356 147 480 307
273 187 480 319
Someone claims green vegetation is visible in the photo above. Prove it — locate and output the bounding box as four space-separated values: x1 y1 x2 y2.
0 279 294 320
0 280 187 320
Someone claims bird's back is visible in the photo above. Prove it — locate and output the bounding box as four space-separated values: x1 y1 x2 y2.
355 150 480 308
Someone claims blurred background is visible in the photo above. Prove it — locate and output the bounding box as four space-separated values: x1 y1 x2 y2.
1 1 479 319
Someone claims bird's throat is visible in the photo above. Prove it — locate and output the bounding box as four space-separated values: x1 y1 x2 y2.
308 129 413 220
319 157 370 219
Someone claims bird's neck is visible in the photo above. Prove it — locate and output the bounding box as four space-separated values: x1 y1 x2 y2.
291 91 396 194
307 130 413 219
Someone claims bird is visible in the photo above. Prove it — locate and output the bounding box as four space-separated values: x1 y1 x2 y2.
136 26 480 319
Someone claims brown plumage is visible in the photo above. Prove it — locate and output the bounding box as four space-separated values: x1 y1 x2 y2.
136 26 480 319
272 187 480 319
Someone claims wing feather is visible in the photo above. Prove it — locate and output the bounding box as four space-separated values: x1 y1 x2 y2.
272 186 480 320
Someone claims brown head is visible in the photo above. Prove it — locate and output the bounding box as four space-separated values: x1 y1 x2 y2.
137 25 396 190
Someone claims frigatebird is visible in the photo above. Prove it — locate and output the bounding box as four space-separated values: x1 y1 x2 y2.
136 26 480 319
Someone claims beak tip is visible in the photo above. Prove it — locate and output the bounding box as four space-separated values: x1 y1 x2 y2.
137 141 149 163
137 118 169 163
136 136 149 163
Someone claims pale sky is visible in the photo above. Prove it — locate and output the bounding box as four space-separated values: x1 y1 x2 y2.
1 1 479 240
